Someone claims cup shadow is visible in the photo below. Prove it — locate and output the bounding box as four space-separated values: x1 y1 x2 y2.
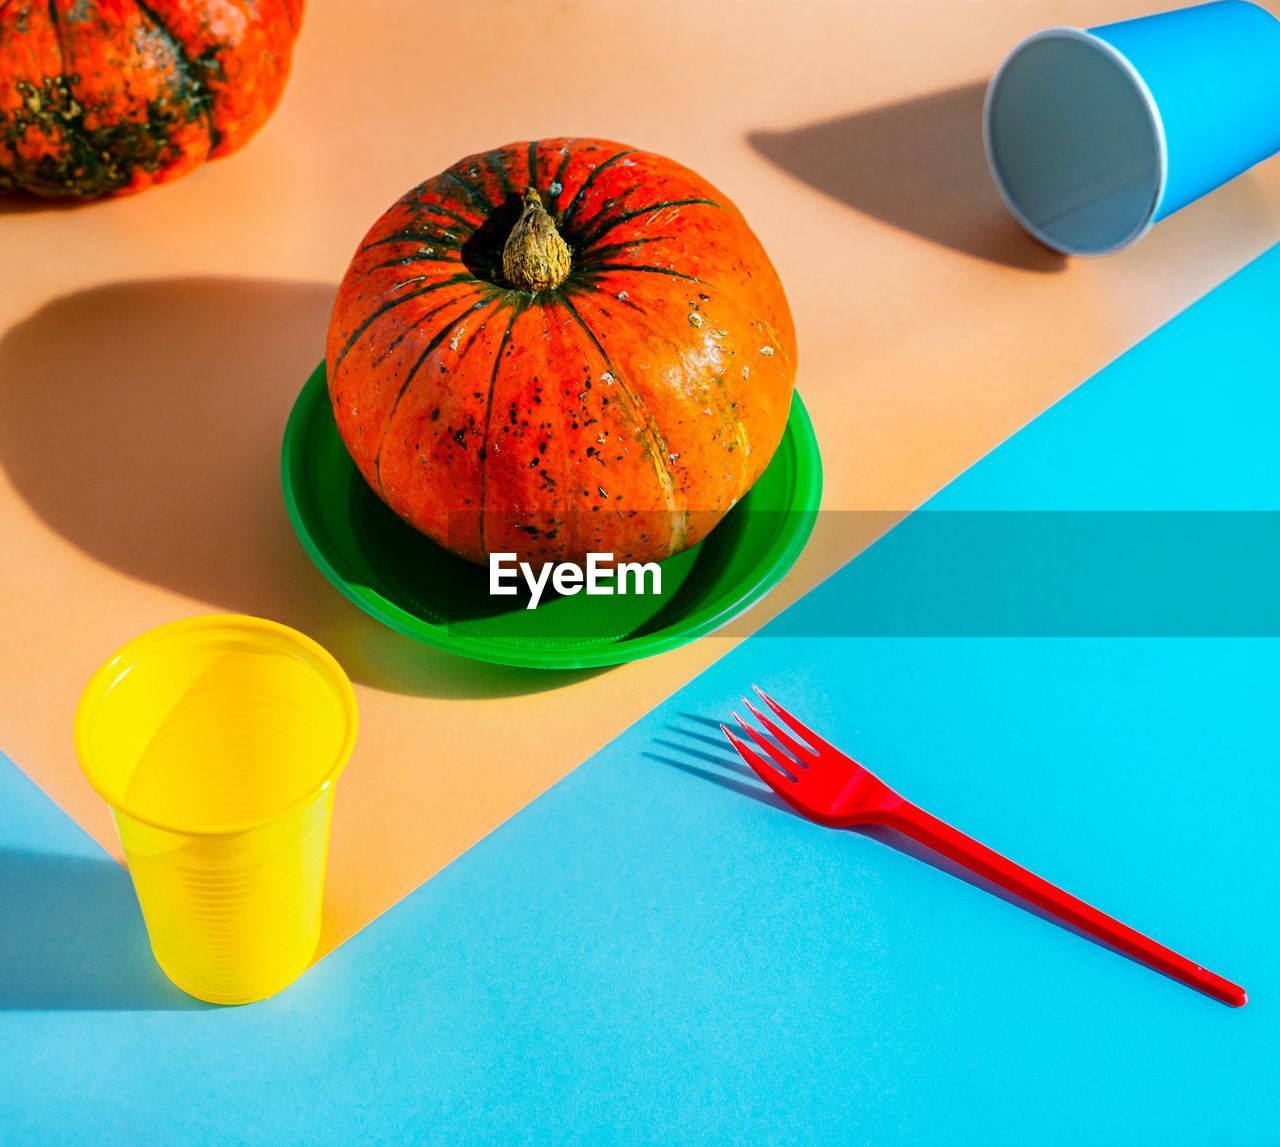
748 82 1065 272
0 848 208 1011
0 277 599 699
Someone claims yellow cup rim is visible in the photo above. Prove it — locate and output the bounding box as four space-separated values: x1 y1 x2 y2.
74 614 359 838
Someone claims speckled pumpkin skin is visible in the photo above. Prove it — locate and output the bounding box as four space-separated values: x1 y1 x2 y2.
0 0 302 198
326 139 798 566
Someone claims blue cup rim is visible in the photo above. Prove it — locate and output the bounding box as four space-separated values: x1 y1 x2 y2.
983 26 1169 256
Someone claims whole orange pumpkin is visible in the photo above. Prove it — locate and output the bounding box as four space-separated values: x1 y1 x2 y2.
327 138 797 566
0 0 302 198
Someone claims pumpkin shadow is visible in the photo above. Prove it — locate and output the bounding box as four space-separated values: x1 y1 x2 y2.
747 82 1065 273
0 192 103 216
0 277 600 698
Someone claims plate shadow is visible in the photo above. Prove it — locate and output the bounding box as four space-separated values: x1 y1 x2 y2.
0 277 599 698
748 82 1065 272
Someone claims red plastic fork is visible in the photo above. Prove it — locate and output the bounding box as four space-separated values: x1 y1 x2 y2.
721 686 1246 1007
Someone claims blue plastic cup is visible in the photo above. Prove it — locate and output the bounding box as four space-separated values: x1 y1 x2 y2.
984 1 1280 255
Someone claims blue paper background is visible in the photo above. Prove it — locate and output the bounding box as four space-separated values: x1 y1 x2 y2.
3 248 1278 1143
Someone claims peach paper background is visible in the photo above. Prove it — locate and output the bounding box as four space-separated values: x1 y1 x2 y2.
2 0 1279 956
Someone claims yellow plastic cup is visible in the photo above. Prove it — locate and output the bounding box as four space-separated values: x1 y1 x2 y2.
74 615 358 1005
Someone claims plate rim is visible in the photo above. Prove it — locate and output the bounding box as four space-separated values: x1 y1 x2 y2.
282 362 823 670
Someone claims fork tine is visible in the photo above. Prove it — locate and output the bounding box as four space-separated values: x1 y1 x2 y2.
720 723 793 792
743 698 814 764
732 709 803 778
751 685 837 756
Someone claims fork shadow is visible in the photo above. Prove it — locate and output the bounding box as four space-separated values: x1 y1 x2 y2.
653 714 1200 995
645 734 791 815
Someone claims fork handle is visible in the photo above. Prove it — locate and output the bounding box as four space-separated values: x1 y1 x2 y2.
887 802 1246 1007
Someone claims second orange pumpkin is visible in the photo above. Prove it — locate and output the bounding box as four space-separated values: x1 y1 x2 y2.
0 0 303 198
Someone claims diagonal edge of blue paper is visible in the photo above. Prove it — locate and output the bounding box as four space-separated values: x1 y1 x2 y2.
2 247 1278 1145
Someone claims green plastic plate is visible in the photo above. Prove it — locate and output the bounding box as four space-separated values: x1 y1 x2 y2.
281 363 823 669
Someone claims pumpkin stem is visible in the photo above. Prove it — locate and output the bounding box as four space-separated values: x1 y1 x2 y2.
503 187 571 292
